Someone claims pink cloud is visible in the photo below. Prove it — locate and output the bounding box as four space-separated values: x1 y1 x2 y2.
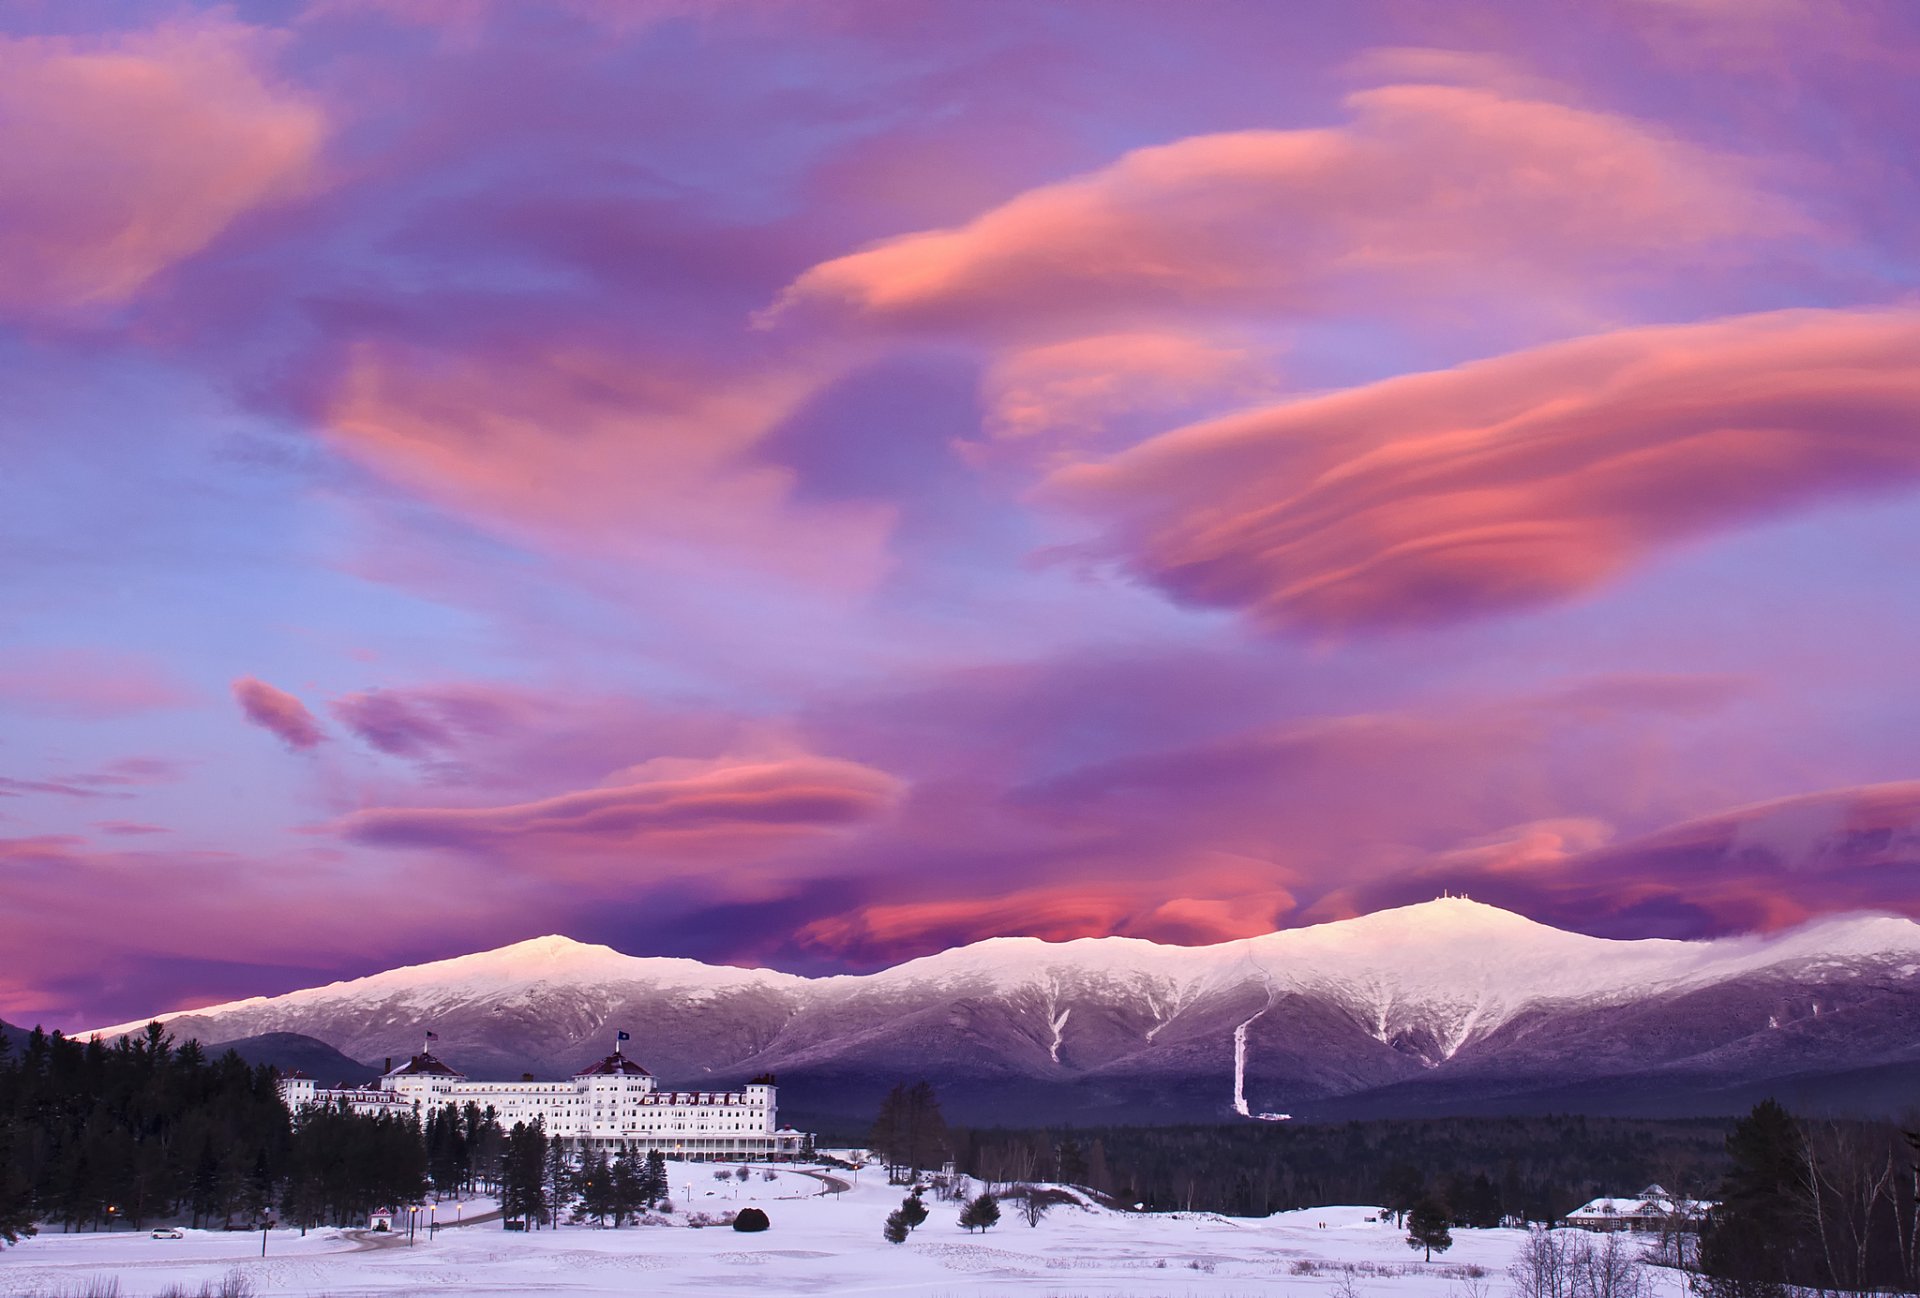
1309 781 1920 939
975 331 1277 459
0 832 510 1028
765 82 1791 339
330 686 509 758
1048 307 1920 633
0 15 323 315
798 861 1299 963
92 821 173 837
337 753 904 884
0 650 195 719
231 676 326 750
319 334 893 587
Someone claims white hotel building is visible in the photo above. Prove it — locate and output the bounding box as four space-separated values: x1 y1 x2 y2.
277 1037 807 1160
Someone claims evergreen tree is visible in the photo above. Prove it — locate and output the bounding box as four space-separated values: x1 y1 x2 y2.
1406 1196 1453 1261
609 1147 644 1226
576 1149 612 1225
882 1207 909 1244
1697 1100 1812 1298
642 1148 669 1209
959 1192 1000 1233
543 1131 574 1228
501 1120 549 1230
1382 1162 1425 1227
869 1081 951 1183
900 1190 928 1231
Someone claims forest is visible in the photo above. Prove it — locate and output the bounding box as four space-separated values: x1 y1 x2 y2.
0 1023 433 1244
955 1113 1737 1220
0 1022 755 1249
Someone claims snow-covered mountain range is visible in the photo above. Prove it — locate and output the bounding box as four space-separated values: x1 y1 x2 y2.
85 899 1920 1124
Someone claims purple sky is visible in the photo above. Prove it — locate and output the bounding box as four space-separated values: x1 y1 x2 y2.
4 0 1920 1030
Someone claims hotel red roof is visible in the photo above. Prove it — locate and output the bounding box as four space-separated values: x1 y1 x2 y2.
573 1053 652 1077
384 1051 466 1078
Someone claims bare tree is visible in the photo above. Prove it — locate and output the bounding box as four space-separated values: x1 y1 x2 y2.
1017 1190 1049 1228
1800 1119 1901 1295
1512 1228 1584 1298
1577 1231 1653 1298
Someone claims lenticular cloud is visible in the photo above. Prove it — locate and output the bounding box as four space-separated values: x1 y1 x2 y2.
1048 307 1920 633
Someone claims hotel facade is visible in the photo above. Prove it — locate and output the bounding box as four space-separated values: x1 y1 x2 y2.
277 1037 807 1160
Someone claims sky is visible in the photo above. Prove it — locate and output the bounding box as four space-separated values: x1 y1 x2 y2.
3 0 1920 1031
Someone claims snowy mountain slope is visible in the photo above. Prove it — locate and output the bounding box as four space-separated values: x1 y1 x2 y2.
84 899 1920 1122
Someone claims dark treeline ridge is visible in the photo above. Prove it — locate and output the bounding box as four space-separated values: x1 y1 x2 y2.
0 1023 445 1245
955 1114 1735 1220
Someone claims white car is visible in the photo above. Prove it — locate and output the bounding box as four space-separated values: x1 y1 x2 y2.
151 1227 185 1239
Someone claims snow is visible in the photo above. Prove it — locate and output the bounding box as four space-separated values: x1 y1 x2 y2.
82 899 1920 1069
86 937 808 1041
0 1163 1695 1298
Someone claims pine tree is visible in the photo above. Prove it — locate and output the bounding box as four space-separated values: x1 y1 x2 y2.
900 1190 928 1231
959 1192 1000 1232
882 1207 909 1244
501 1121 549 1230
576 1150 611 1225
1406 1196 1453 1261
642 1148 669 1209
610 1148 644 1226
869 1081 951 1183
1697 1099 1811 1298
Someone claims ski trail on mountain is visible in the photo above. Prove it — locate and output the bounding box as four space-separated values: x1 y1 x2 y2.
1231 965 1278 1118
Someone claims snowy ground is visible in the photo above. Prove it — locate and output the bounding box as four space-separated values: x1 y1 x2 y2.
0 1163 1690 1298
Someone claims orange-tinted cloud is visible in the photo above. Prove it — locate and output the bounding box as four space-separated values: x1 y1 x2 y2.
322 335 893 586
765 82 1788 339
232 676 326 750
338 753 903 884
798 860 1297 962
1049 307 1920 633
0 16 323 314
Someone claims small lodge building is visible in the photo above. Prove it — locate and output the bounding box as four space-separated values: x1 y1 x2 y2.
1565 1184 1712 1233
277 1034 807 1160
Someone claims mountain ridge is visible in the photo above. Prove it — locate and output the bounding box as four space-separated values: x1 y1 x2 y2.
79 898 1920 1124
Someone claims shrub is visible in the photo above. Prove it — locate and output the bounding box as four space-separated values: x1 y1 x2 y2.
732 1207 770 1233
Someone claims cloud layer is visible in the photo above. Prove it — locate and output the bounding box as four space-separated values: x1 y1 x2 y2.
2 3 1917 1027
0 16 321 315
767 83 1788 340
1051 308 1920 632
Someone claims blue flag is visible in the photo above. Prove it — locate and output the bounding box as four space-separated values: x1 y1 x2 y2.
616 1030 630 1041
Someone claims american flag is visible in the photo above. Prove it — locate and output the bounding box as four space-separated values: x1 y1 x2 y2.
425 1031 439 1042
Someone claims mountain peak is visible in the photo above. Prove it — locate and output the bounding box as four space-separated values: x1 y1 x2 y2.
1286 895 1566 943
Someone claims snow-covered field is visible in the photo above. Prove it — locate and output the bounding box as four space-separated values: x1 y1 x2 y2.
0 1163 1686 1298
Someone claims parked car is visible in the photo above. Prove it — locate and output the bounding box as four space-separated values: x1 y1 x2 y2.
151 1227 185 1239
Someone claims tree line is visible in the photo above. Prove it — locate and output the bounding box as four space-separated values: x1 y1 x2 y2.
954 1113 1734 1220
0 1022 438 1244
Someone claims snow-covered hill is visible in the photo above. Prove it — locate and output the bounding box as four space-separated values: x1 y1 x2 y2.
84 899 1920 1123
